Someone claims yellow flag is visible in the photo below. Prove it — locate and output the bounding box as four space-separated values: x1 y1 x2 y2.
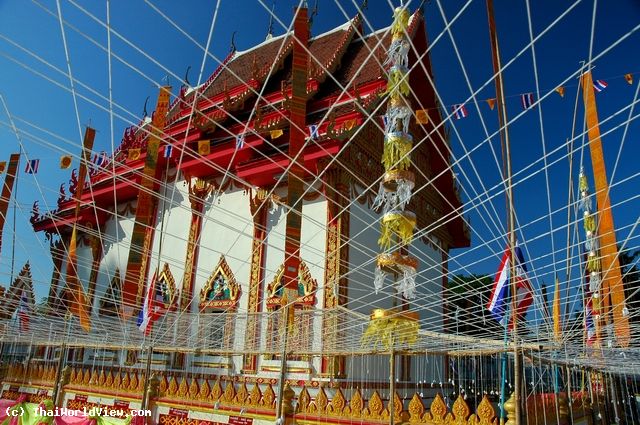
198 140 211 156
270 129 283 139
486 98 496 110
625 73 634 85
553 276 561 342
0 162 6 174
128 148 141 161
344 119 357 130
60 155 72 169
555 86 565 97
415 110 429 124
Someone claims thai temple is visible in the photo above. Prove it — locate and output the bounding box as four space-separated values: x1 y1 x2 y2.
0 4 603 425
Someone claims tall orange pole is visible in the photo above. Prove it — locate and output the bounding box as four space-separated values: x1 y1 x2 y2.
122 87 171 315
580 70 630 347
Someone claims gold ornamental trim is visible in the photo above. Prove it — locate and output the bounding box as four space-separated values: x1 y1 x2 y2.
382 210 416 226
370 308 419 322
191 361 232 369
376 252 418 273
200 255 241 310
382 169 415 190
260 365 313 374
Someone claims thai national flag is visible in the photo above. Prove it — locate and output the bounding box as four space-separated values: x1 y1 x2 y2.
92 152 108 169
382 115 389 131
235 134 245 149
137 271 163 336
521 93 535 109
164 144 174 158
18 291 30 332
308 124 319 139
452 104 468 120
487 244 534 327
24 159 39 174
593 79 608 93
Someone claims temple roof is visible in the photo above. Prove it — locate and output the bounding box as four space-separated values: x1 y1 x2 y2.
32 9 470 249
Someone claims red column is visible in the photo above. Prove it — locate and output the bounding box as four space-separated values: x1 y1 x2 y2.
243 191 269 373
122 87 171 314
181 178 213 311
282 7 309 301
321 166 349 377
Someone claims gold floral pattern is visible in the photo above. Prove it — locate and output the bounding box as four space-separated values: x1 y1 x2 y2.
5 363 501 425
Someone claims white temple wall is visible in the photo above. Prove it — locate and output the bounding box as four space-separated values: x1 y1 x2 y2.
346 187 446 382
258 187 287 368
92 203 137 317
347 196 393 313
299 194 327 373
55 239 92 302
346 189 444 325
193 185 254 314
194 184 254 373
260 187 288 312
147 175 192 299
411 236 444 333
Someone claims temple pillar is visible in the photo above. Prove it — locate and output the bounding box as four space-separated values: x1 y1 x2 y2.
86 231 103 312
243 189 269 373
321 166 349 377
181 177 213 311
47 238 66 310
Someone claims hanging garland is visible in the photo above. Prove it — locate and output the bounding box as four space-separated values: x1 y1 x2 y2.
372 7 419 299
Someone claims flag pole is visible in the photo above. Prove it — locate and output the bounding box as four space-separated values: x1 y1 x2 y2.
485 0 521 423
9 146 20 286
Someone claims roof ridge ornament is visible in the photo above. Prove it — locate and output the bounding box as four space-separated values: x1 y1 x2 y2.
308 0 318 28
266 1 275 40
229 31 237 53
142 96 149 118
183 65 191 87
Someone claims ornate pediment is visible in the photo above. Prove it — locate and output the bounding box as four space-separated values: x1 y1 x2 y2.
99 269 121 317
200 255 240 310
266 261 317 308
154 263 178 310
6 262 35 315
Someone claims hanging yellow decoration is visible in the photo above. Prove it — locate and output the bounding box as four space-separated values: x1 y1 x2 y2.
361 308 419 350
583 213 596 233
391 8 410 39
382 134 413 170
384 69 411 97
378 212 416 249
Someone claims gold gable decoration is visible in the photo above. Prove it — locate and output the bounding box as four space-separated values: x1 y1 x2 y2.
266 260 317 308
5 362 503 425
99 269 122 317
199 255 240 310
266 265 285 307
5 262 35 317
156 262 178 309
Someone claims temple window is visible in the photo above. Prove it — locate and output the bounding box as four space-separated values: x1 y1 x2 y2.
99 269 122 317
199 255 240 351
265 261 317 360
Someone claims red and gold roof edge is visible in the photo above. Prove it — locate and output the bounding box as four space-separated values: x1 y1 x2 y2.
32 9 468 249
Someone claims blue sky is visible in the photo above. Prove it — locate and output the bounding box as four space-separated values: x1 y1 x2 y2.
0 0 639 323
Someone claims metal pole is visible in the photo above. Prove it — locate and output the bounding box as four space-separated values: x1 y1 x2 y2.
389 348 396 425
141 346 154 411
51 343 67 407
566 364 575 424
485 1 521 422
275 306 290 422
